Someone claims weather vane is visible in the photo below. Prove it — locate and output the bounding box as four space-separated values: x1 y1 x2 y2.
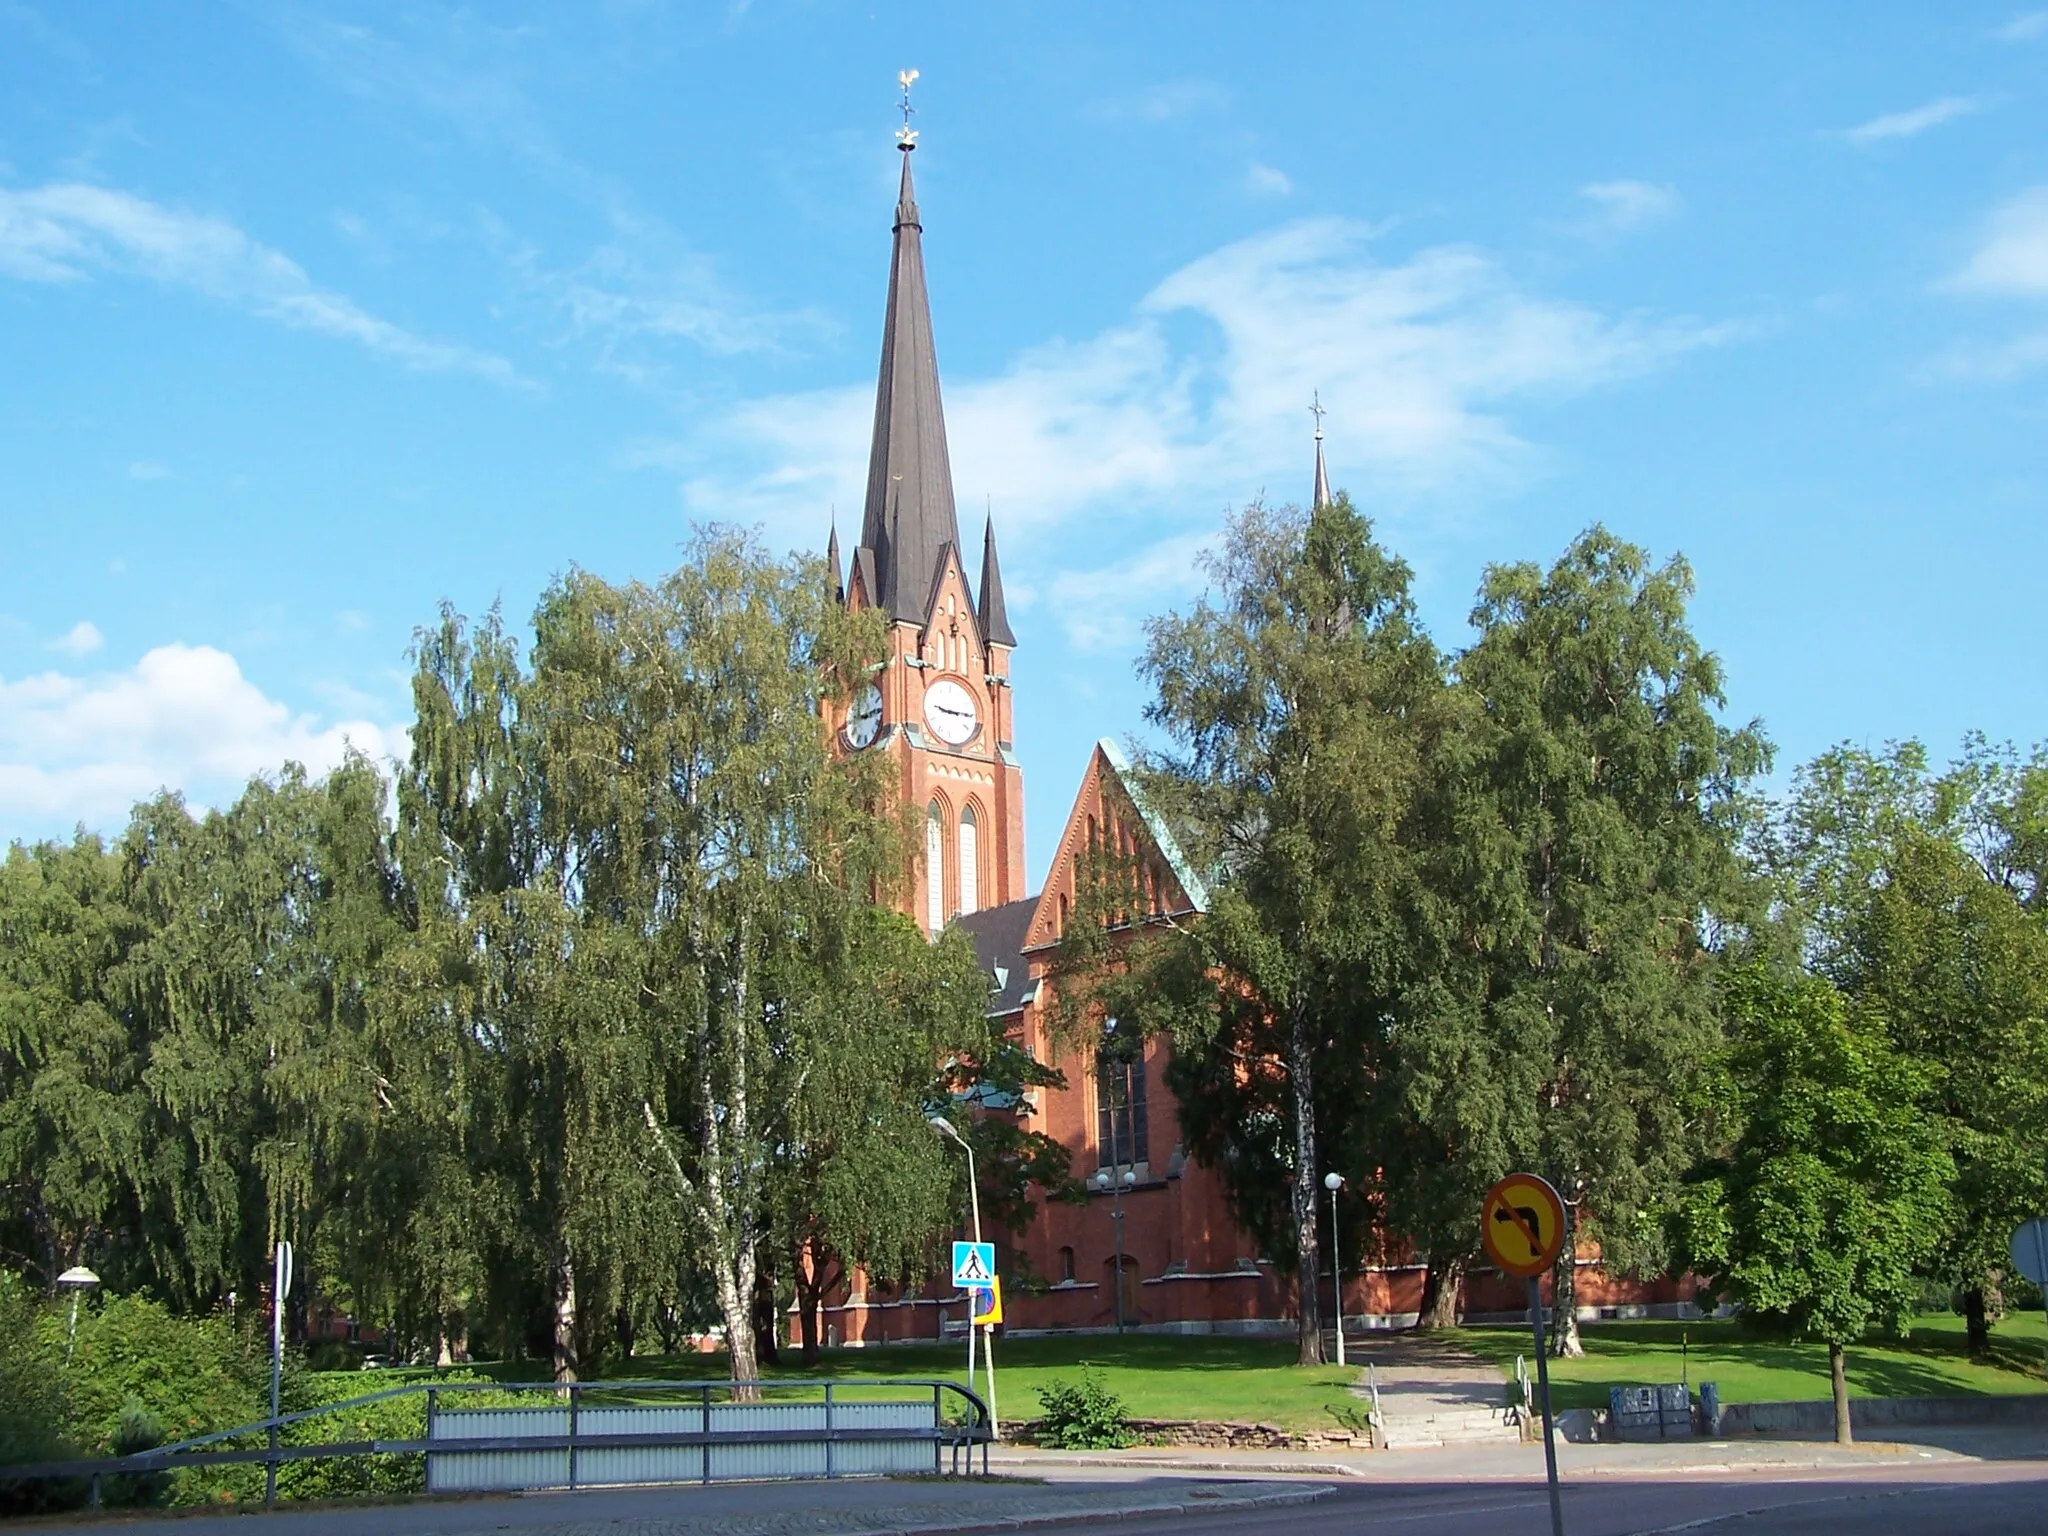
896 69 920 149
1310 390 1326 441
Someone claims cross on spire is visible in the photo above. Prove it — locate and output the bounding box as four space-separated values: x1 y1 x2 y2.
896 68 919 149
1310 392 1332 509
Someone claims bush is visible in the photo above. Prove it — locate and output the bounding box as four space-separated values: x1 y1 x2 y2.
0 1272 85 1514
276 1369 497 1502
48 1291 270 1505
1034 1367 1134 1450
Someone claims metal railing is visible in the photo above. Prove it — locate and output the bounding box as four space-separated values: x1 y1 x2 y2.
1 1376 993 1509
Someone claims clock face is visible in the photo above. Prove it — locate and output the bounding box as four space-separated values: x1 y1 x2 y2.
922 678 980 746
843 684 883 750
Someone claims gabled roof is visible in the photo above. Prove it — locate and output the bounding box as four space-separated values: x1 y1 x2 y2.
1097 738 1210 912
1021 738 1210 955
858 147 964 625
956 897 1037 1017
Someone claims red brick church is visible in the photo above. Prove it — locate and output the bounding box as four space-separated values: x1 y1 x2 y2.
817 135 1697 1342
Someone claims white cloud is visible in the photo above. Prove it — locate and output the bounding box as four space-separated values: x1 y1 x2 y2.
0 181 523 382
127 460 168 480
1949 186 2048 295
0 644 406 841
677 219 1720 528
1579 180 1681 230
1245 163 1294 198
1995 11 2048 41
1842 96 1982 144
1043 530 1217 650
662 218 1723 645
46 621 103 657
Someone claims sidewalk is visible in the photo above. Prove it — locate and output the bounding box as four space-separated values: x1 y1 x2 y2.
991 1420 2048 1482
17 1475 1332 1536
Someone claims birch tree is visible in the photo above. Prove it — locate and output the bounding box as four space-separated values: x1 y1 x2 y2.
1118 498 1447 1365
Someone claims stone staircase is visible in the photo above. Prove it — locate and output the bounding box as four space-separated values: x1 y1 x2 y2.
1348 1336 1527 1450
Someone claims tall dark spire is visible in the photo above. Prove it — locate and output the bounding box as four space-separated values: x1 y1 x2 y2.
825 516 843 603
1311 391 1332 510
979 513 1016 647
857 141 962 624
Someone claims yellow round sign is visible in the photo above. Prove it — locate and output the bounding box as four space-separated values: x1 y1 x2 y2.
1480 1173 1567 1279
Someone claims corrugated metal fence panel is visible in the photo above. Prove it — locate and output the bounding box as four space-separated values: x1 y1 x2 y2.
831 1401 940 1476
427 1408 569 1492
709 1403 827 1481
575 1406 708 1487
424 1395 949 1490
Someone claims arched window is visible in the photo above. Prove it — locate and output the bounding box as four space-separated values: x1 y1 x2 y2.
1059 1246 1076 1284
958 805 980 917
926 802 945 935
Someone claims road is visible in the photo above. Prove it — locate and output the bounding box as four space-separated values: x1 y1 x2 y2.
1039 1465 2048 1536
23 1463 2046 1536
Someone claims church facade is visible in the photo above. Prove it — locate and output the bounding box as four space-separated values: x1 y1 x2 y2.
819 137 1698 1341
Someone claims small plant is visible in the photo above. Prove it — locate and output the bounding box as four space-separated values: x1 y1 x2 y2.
1034 1366 1133 1449
105 1399 171 1508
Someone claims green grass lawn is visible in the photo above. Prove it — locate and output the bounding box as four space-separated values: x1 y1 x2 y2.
315 1334 1365 1434
1449 1313 2048 1414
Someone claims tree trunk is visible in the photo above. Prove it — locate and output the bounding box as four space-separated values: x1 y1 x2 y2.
1417 1255 1464 1330
1829 1341 1852 1445
615 1302 636 1361
716 1250 761 1400
1548 1207 1583 1358
1963 1285 1991 1355
551 1253 579 1384
752 1251 781 1367
792 1243 836 1367
1287 995 1324 1365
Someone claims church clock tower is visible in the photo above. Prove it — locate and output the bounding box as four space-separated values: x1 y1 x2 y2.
826 126 1026 934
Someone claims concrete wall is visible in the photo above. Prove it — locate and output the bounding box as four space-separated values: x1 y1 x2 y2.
1719 1393 2048 1436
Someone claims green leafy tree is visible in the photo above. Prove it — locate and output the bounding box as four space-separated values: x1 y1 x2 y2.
1766 738 2048 1349
1681 964 1953 1443
1086 497 1447 1364
1437 528 1767 1352
0 836 148 1291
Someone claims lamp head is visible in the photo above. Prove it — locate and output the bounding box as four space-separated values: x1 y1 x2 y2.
1121 1170 1136 1187
1323 1172 1345 1192
928 1115 964 1147
1091 1171 1109 1191
56 1266 100 1290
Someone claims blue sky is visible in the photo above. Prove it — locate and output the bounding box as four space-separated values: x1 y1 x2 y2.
4 3 2047 883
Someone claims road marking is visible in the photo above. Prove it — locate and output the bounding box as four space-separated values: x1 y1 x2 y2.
1630 1481 1973 1534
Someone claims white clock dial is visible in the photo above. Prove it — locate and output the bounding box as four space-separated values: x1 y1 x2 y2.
922 678 980 747
843 684 883 750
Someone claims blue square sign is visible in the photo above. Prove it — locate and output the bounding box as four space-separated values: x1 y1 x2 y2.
951 1241 996 1288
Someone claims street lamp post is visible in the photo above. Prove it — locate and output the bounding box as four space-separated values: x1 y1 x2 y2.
1323 1174 1346 1367
55 1266 100 1367
929 1116 997 1437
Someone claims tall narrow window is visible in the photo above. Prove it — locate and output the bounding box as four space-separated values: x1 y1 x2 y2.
926 802 945 935
958 805 980 917
1096 1047 1149 1170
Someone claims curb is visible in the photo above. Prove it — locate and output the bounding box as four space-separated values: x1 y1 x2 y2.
993 1456 1362 1479
865 1484 1336 1534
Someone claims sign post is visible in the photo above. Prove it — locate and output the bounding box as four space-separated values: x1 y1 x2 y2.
267 1239 293 1506
2008 1218 2048 1379
952 1240 996 1432
1482 1174 1568 1536
972 1279 1003 1434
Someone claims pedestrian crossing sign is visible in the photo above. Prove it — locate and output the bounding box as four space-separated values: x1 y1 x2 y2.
951 1240 996 1288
